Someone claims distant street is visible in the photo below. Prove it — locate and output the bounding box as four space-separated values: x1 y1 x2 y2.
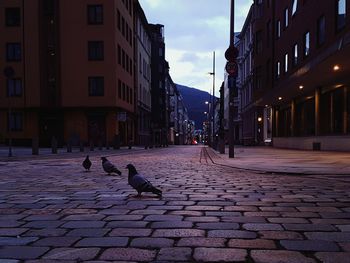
0 146 350 262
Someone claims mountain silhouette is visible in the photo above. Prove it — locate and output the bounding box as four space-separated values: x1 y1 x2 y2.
176 84 215 130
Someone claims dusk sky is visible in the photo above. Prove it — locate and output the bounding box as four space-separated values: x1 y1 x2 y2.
139 0 252 96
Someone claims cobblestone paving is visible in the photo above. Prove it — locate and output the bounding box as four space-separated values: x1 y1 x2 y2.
0 146 350 262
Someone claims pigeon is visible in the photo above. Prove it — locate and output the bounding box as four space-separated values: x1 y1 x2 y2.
82 155 92 171
126 164 162 197
101 157 122 175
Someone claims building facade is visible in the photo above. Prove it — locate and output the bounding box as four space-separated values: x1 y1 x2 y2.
240 0 350 151
134 1 151 147
0 0 135 147
149 24 168 147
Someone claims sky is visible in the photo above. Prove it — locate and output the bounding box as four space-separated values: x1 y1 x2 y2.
139 0 253 96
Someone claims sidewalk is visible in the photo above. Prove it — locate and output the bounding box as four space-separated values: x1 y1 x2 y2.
0 145 148 162
207 145 350 175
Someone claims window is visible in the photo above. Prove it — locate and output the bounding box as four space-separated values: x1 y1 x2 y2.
7 78 22 97
117 10 121 30
284 53 288 73
292 0 298 16
87 5 103 24
304 32 310 57
88 77 104 96
276 61 281 78
317 15 326 46
276 20 281 38
6 43 21 61
284 8 289 28
293 43 298 66
8 112 23 131
88 41 104 60
337 0 346 31
5 8 20 26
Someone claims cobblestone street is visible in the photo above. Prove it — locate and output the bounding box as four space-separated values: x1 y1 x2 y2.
1 146 350 262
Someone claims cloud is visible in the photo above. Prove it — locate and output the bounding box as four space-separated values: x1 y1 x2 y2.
139 0 253 95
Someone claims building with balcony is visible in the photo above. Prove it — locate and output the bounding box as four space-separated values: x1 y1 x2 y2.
0 0 135 147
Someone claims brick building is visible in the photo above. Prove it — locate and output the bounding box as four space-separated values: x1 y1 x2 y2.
0 0 135 147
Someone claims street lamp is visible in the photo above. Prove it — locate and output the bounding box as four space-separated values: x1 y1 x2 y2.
208 51 215 149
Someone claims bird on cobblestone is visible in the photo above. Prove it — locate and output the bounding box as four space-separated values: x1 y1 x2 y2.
82 155 92 172
101 157 122 175
126 164 162 197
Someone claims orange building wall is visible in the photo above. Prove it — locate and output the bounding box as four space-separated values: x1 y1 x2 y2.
64 111 88 143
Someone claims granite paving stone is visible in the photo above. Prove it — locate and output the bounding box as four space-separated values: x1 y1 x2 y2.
0 246 49 259
152 229 205 237
228 238 276 249
42 247 100 260
150 221 193 229
66 228 110 237
315 252 350 263
305 232 350 242
75 237 128 247
130 237 174 248
251 250 316 263
1 146 350 262
0 228 28 236
61 220 105 228
193 248 247 262
109 228 152 237
283 223 337 231
32 237 80 247
21 228 67 237
100 248 156 261
208 230 257 239
0 237 38 246
280 240 340 251
157 247 192 261
177 237 226 247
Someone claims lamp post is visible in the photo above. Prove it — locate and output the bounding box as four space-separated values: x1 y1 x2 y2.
208 51 215 149
3 66 15 157
225 0 238 158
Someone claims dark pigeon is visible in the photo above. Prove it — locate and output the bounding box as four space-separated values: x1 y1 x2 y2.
101 157 122 175
126 164 162 197
82 155 92 171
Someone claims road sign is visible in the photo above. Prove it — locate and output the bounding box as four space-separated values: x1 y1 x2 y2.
225 45 239 61
225 61 238 76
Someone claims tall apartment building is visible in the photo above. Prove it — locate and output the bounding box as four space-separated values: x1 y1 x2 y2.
149 24 168 147
134 1 151 147
0 0 135 147
240 0 350 151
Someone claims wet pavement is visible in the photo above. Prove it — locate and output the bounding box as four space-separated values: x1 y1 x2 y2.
0 146 350 262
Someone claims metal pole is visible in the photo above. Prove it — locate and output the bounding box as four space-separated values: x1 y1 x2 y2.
8 103 12 157
212 51 215 149
228 0 235 158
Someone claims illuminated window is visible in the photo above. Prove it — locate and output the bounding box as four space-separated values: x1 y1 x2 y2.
292 0 298 16
304 32 310 57
337 0 346 30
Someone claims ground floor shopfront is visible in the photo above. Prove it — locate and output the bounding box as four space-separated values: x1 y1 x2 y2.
0 108 135 148
270 85 350 151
